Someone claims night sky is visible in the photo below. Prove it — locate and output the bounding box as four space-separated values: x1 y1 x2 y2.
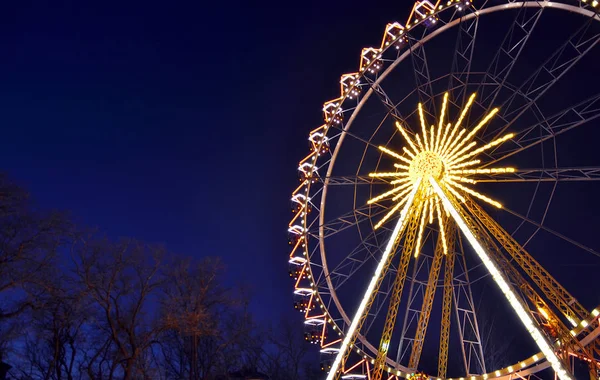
0 0 413 324
1 0 599 376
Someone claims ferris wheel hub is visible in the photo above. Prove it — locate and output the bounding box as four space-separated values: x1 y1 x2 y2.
409 151 444 182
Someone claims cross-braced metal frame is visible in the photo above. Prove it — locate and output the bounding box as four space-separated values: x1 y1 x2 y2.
287 2 600 380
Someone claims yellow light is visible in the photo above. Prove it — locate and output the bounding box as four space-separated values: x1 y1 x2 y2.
367 181 412 204
430 177 573 380
375 194 410 229
537 307 550 320
403 146 416 159
379 146 404 161
325 181 421 380
448 175 476 184
591 308 599 317
392 185 415 202
418 103 430 151
390 177 411 185
414 203 427 258
437 92 449 151
369 172 406 177
446 178 502 208
438 122 453 155
450 133 515 165
436 200 448 255
450 159 481 170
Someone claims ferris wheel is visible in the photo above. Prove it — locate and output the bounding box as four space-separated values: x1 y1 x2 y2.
288 1 600 379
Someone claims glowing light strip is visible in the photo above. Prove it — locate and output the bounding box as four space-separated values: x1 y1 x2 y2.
446 179 502 209
326 180 421 380
376 193 408 230
448 175 477 184
414 203 427 258
379 146 404 161
442 128 466 157
450 167 516 175
367 182 412 204
418 103 429 151
464 108 498 143
390 177 411 185
415 133 426 151
436 201 448 255
369 172 405 178
455 93 476 130
429 125 435 152
449 159 480 170
391 185 415 202
429 177 573 380
393 163 411 171
446 141 477 164
396 122 419 155
450 133 515 165
436 92 449 152
438 122 452 155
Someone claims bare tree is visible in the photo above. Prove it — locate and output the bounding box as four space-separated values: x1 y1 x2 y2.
0 174 70 321
158 257 253 380
71 238 165 380
21 286 88 380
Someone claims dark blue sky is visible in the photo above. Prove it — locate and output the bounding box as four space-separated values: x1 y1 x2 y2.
1 3 599 375
0 0 403 322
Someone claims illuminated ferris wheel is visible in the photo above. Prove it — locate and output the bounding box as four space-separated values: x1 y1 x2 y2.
288 1 600 379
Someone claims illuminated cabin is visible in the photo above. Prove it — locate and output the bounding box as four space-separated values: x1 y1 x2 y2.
288 263 308 281
293 289 314 313
287 224 305 246
323 100 344 125
304 318 326 344
340 73 361 99
319 347 340 372
298 162 318 183
414 0 438 28
291 193 311 214
381 22 406 50
309 131 330 155
359 48 383 75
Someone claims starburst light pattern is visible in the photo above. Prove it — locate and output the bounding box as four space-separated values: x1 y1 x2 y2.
368 92 515 257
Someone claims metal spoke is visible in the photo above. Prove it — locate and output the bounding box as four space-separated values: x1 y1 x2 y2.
486 17 600 141
364 76 408 125
447 12 479 105
477 4 545 112
408 30 437 117
500 204 600 260
485 92 600 165
473 167 600 182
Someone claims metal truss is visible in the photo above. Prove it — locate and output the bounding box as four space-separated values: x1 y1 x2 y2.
477 4 544 113
324 165 600 188
487 92 600 165
474 167 600 182
487 16 600 141
409 222 458 369
372 210 422 380
364 76 407 124
453 232 487 376
395 253 430 365
447 11 479 106
466 197 589 325
461 198 599 375
407 30 437 117
333 207 416 379
438 234 456 378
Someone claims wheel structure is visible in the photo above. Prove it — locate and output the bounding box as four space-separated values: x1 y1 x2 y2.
287 1 600 379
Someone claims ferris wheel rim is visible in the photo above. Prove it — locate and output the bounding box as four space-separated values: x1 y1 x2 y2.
292 1 600 378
